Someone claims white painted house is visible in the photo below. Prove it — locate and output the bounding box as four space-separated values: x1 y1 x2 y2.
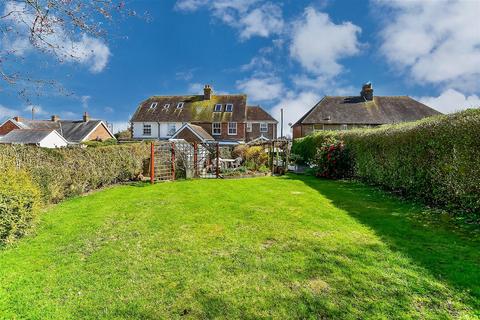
0 129 68 148
131 122 183 140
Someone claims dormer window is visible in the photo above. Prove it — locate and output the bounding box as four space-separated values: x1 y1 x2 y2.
214 104 222 112
150 102 158 109
225 104 233 112
177 102 184 109
163 104 170 110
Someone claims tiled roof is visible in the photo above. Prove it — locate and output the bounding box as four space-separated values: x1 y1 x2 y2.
8 119 107 142
295 96 442 125
0 129 55 144
247 106 278 122
188 124 215 141
131 94 247 123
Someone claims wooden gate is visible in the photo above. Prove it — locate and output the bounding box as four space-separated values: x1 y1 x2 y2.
149 140 220 183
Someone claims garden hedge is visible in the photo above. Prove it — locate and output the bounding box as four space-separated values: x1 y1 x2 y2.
292 109 480 219
0 143 150 244
0 166 40 245
0 143 150 204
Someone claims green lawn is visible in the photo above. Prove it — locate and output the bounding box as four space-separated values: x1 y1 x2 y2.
1 175 479 319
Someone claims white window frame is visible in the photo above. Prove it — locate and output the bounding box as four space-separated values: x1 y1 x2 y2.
246 122 252 132
341 124 348 130
163 104 170 110
228 122 237 135
214 104 222 112
143 124 152 136
150 102 158 109
225 104 233 112
177 102 184 109
212 122 221 135
260 122 268 132
167 123 176 136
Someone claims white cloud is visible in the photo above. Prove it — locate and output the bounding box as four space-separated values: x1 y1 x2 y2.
23 105 48 116
81 95 91 109
271 91 321 136
290 8 361 77
378 0 480 89
418 89 480 114
188 83 204 94
236 77 284 102
239 3 284 39
104 107 114 113
0 105 18 122
175 0 284 40
2 1 110 73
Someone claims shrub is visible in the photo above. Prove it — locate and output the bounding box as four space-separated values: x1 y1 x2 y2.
245 146 268 170
0 143 150 204
313 138 353 179
0 166 41 245
232 144 248 159
292 109 480 219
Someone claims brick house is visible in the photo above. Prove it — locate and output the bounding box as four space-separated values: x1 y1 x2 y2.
292 83 442 139
130 85 278 145
0 112 115 145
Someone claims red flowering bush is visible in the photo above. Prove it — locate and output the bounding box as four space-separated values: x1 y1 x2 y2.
313 139 353 179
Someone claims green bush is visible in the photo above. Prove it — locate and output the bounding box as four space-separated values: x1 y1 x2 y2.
313 138 353 179
292 109 480 219
0 166 41 245
0 143 150 204
245 146 268 170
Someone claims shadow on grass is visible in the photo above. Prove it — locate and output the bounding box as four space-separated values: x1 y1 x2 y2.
286 174 480 312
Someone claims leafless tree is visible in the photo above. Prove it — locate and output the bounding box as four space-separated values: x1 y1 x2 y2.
0 0 139 99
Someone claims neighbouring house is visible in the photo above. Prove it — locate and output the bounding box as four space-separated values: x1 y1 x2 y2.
246 106 278 141
292 83 442 139
0 129 68 148
130 85 278 145
0 112 115 145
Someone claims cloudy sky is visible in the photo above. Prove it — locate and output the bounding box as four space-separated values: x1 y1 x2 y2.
1 0 479 132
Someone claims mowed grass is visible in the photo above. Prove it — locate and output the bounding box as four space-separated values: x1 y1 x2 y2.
0 175 479 319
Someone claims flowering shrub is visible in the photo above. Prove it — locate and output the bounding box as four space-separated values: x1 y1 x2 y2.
314 139 353 179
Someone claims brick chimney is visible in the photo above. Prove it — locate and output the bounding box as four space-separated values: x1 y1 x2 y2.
204 84 212 100
13 116 22 122
51 115 60 122
83 112 90 122
360 82 373 101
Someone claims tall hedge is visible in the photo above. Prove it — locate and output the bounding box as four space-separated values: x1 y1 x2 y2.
292 109 480 219
0 166 40 245
0 143 150 204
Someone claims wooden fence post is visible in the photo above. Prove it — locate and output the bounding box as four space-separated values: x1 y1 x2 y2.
193 142 198 178
216 143 220 178
270 141 274 174
150 142 155 184
171 142 176 180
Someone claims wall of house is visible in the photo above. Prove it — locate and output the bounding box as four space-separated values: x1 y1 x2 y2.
0 120 19 136
194 122 246 142
39 132 68 148
85 123 114 141
132 122 183 139
246 122 277 141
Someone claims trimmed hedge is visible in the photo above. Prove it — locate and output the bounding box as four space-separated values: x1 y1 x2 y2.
292 109 480 219
0 143 150 244
0 143 150 204
0 166 41 245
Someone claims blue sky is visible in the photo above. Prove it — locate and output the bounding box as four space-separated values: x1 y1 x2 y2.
1 0 479 133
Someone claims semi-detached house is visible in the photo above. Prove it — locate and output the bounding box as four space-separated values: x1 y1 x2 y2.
130 85 277 144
